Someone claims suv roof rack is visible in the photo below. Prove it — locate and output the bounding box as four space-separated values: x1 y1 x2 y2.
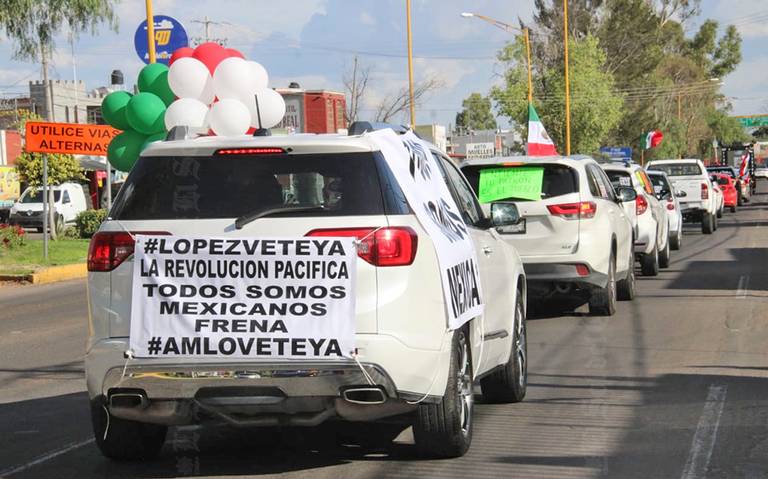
348 121 411 136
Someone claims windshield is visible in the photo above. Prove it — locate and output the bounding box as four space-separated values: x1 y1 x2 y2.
647 174 671 194
707 167 735 178
460 163 577 202
19 190 61 203
604 170 634 190
110 152 389 220
648 163 702 176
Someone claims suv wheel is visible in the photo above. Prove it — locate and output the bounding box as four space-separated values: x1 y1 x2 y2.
480 292 527 403
702 213 714 234
737 185 744 206
713 212 719 231
413 328 473 458
641 242 660 276
730 205 737 213
670 226 682 251
716 205 723 219
91 397 167 461
589 252 617 316
658 238 670 269
617 247 636 301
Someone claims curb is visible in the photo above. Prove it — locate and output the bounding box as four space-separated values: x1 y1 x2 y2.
0 263 87 285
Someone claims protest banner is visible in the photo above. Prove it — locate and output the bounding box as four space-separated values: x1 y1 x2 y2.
130 235 357 359
370 129 483 330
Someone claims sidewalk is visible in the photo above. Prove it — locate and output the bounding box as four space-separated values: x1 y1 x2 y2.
0 263 87 285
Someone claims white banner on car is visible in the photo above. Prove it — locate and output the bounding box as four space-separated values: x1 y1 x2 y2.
370 129 483 330
130 235 357 359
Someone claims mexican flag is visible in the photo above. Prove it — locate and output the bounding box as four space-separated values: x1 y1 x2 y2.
642 130 664 149
527 103 558 156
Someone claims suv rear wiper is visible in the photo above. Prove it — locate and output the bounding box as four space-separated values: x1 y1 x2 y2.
235 205 325 230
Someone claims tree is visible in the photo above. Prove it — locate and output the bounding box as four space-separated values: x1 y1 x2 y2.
342 56 371 124
493 34 623 154
0 0 117 120
455 93 497 133
752 126 768 141
373 77 444 123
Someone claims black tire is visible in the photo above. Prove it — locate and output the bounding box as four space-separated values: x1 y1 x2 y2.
589 252 617 316
413 328 473 458
730 205 737 213
670 226 682 251
658 238 670 269
36 227 43 233
641 242 659 276
702 213 714 234
737 183 743 206
616 247 636 301
91 397 167 461
713 212 718 231
716 205 723 219
480 292 527 403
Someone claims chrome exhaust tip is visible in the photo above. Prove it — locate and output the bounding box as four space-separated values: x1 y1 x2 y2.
342 386 387 405
109 392 149 409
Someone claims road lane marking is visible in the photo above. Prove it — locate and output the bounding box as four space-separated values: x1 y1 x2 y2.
736 275 749 299
681 384 728 479
0 438 94 478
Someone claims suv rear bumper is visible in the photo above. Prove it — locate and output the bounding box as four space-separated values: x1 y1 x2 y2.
523 262 608 291
86 336 450 425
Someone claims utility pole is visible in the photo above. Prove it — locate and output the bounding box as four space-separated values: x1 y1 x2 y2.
350 55 358 123
192 16 229 45
40 40 52 256
406 0 416 128
564 0 572 156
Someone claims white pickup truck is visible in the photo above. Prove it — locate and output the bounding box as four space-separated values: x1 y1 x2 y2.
646 159 717 235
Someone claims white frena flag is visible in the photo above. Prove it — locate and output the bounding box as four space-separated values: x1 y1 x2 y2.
527 103 558 156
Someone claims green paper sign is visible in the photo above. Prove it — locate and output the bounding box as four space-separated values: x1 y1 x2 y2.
479 166 544 203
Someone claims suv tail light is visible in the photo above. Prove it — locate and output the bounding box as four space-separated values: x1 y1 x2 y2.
636 195 648 215
306 227 418 266
701 182 709 200
88 231 170 272
547 202 596 220
666 199 675 211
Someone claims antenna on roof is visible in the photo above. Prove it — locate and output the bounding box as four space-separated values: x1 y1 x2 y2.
252 93 271 137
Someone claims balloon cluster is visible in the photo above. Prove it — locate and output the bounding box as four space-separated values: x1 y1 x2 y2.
101 42 286 173
101 62 173 171
165 43 285 137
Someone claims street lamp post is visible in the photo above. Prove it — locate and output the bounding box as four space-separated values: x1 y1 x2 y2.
563 0 571 156
406 0 416 128
461 12 533 103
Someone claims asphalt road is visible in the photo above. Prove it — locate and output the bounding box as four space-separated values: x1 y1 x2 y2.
2 186 768 479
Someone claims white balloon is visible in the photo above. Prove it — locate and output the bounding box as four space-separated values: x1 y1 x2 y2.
208 99 251 136
241 88 286 129
168 57 214 104
213 57 260 100
164 98 210 130
247 61 269 90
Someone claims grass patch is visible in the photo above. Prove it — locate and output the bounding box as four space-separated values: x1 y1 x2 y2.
0 239 89 274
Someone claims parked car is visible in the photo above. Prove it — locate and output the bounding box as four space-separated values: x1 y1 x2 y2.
706 165 749 205
460 155 636 315
86 125 528 460
711 173 738 213
646 170 683 251
8 182 88 232
602 162 670 276
646 159 717 235
710 175 725 219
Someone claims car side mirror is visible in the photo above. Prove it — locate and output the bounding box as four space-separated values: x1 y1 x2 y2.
676 190 687 198
491 202 521 226
659 191 672 201
616 186 637 203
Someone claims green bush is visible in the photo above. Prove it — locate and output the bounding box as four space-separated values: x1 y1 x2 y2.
75 209 108 238
61 226 80 240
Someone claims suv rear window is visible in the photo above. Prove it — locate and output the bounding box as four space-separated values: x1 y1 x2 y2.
647 173 671 194
461 164 578 201
110 152 389 220
604 170 633 190
648 163 702 176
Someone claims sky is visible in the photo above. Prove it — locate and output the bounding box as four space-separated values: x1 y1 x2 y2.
0 0 765 128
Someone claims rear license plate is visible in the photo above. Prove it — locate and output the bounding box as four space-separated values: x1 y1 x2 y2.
496 219 526 235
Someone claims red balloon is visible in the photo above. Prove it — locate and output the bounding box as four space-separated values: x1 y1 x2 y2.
226 48 245 59
193 42 229 74
169 47 194 65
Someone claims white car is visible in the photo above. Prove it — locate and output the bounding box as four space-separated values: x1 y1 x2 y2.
602 162 670 276
460 155 636 316
709 174 725 220
646 159 717 234
646 170 683 251
85 125 527 460
9 182 88 232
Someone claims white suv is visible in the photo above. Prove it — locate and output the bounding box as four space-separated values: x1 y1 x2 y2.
460 155 636 316
646 159 717 234
602 162 670 276
85 126 527 459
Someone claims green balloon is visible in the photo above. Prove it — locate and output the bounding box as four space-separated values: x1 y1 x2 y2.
101 91 133 130
141 132 166 151
125 92 166 135
108 130 147 172
137 63 175 106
